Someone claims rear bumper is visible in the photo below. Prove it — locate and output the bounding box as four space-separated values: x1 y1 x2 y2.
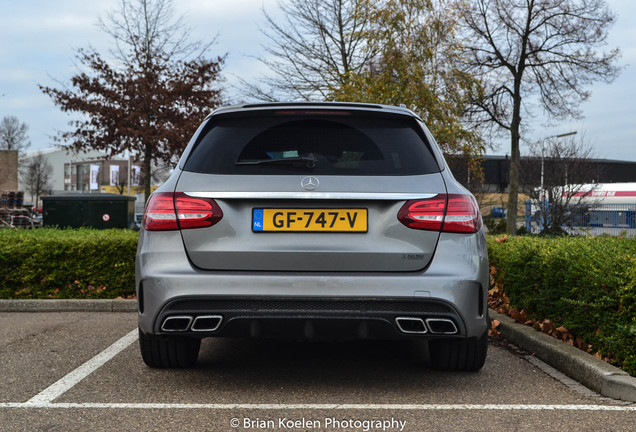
136 230 489 339
150 296 466 339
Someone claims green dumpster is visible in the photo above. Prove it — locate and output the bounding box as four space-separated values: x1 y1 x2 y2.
42 194 136 229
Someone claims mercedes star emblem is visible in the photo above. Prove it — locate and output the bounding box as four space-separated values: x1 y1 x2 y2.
301 176 320 191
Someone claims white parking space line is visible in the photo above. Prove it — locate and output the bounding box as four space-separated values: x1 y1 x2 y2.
4 327 634 412
1 403 635 411
24 329 138 405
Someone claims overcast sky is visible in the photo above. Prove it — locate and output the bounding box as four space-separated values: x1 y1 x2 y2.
1 0 634 161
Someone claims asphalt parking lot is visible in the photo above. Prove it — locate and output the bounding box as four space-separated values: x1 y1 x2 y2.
0 311 634 432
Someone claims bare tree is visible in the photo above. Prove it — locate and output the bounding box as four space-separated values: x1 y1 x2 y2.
40 0 224 200
332 0 484 160
0 115 30 154
251 0 376 100
22 153 53 213
523 135 600 234
460 0 621 234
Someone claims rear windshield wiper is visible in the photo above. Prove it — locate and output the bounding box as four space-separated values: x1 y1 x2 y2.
235 156 317 168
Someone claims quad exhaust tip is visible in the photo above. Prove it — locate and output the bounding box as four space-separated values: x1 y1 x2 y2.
395 317 459 335
395 317 427 334
426 318 458 335
161 315 193 332
161 315 224 332
191 315 223 332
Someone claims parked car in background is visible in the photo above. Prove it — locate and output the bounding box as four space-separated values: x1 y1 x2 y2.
136 102 489 370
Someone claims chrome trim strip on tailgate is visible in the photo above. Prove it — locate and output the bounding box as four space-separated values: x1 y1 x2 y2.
183 192 437 200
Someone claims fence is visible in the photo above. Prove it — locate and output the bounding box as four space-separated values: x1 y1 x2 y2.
525 201 636 237
1 191 24 208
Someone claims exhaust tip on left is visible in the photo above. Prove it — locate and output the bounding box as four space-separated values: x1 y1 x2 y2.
395 317 427 334
161 316 193 332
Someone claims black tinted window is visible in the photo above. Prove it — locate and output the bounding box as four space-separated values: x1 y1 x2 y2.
184 112 440 175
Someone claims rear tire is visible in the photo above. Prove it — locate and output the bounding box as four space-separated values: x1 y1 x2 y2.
429 331 488 371
138 328 201 368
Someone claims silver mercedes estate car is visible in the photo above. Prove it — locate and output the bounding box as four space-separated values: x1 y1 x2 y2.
136 102 489 370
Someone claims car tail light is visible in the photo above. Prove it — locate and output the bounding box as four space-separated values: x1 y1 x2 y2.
444 195 482 233
398 194 481 233
142 193 178 231
397 196 446 231
143 192 223 231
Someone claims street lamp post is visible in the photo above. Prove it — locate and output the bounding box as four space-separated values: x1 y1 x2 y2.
540 131 577 191
127 153 131 197
538 131 577 232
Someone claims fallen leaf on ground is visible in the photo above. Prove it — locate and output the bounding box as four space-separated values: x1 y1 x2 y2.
509 309 523 322
541 319 554 333
489 319 501 336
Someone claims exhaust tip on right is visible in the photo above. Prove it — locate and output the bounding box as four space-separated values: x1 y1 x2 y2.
426 318 458 335
191 315 223 332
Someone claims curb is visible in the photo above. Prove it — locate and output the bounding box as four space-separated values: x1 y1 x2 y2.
0 299 137 313
490 309 636 403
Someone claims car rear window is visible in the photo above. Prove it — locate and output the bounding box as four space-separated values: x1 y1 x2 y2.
183 111 440 176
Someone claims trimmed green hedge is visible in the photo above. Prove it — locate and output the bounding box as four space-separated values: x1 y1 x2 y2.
488 235 636 375
0 229 138 299
2 229 635 374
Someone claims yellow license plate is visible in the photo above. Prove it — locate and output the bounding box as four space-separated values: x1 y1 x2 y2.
252 208 367 232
